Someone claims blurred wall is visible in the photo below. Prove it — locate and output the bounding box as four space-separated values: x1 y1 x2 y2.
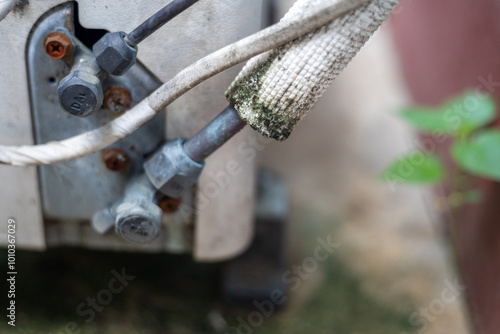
392 1 500 333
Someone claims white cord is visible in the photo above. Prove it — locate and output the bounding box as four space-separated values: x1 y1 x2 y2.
0 0 17 22
0 0 369 166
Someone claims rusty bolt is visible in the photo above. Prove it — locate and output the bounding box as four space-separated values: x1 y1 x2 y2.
103 148 129 171
44 31 73 60
103 85 132 114
158 196 182 213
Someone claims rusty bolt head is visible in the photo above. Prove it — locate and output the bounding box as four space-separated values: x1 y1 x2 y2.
103 86 132 113
103 148 129 171
158 196 182 213
44 31 73 60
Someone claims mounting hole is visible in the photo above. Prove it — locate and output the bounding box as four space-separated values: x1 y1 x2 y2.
47 77 58 86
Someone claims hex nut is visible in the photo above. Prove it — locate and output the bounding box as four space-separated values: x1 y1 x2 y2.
144 139 205 198
115 198 162 244
93 32 138 76
57 70 104 117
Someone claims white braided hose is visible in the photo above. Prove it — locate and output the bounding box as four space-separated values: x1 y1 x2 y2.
0 0 367 166
227 0 399 141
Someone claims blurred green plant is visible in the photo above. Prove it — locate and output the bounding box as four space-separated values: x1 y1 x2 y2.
381 91 499 206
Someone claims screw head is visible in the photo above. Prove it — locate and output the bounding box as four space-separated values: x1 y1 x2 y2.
158 196 182 213
44 31 73 60
57 70 104 117
102 148 129 171
103 85 132 113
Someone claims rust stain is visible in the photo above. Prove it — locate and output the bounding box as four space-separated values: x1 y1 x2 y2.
102 148 129 172
158 196 182 214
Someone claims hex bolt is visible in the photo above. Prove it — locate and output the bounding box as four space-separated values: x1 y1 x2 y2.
44 31 73 60
115 205 162 244
90 175 164 243
57 70 104 117
114 175 163 244
103 85 132 113
102 147 129 171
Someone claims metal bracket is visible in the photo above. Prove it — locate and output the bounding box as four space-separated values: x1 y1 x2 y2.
27 3 165 220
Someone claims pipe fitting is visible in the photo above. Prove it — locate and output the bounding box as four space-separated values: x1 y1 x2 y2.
144 138 204 199
91 174 163 244
93 32 138 76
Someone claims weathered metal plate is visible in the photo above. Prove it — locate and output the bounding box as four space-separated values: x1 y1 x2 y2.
0 0 263 259
27 3 165 220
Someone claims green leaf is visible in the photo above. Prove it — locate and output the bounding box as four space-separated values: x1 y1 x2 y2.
443 92 496 136
399 108 453 134
381 152 445 185
452 130 500 181
399 92 497 136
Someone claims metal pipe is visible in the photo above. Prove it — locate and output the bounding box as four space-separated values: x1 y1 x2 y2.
125 0 200 47
183 105 247 163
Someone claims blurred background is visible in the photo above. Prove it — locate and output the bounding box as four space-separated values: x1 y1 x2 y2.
3 0 500 333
